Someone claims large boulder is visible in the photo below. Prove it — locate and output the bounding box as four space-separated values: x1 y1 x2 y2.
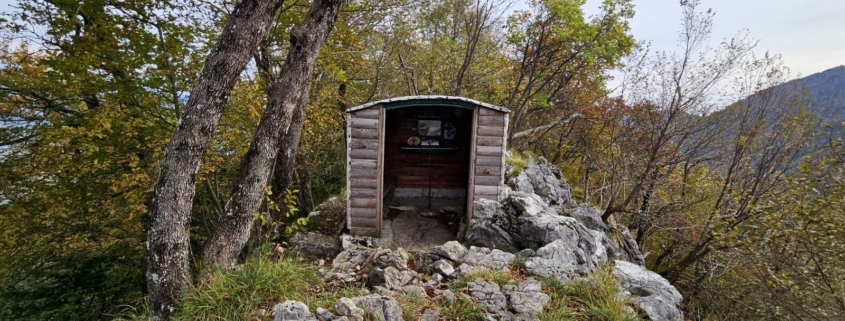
464 199 519 252
613 260 684 321
503 279 550 320
466 279 511 319
508 157 572 206
565 204 607 232
290 232 339 258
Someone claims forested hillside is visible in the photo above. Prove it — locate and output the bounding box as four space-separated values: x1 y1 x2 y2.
0 0 842 320
795 65 845 124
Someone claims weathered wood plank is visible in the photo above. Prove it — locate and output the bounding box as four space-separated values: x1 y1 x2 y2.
474 175 500 186
474 185 498 195
349 166 377 179
350 198 377 209
376 105 386 236
350 149 378 159
474 166 502 176
352 107 380 119
351 118 379 129
350 178 377 188
350 128 379 139
351 217 379 228
478 115 505 126
350 159 377 169
474 194 498 201
477 125 505 137
350 188 378 198
477 146 503 157
476 136 503 147
467 107 480 222
350 227 380 237
350 139 378 150
479 108 503 116
475 156 502 166
348 207 378 218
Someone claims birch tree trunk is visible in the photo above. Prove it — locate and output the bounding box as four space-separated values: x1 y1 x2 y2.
144 1 279 319
201 0 344 268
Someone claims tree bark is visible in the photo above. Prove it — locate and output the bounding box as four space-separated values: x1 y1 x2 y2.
201 0 343 268
145 0 280 319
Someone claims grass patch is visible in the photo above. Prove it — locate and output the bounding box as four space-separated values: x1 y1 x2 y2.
437 292 485 321
505 148 533 176
539 265 643 321
172 247 322 321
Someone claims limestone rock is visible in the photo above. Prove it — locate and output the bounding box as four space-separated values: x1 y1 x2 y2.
273 300 317 321
508 192 549 217
439 289 457 305
324 246 374 282
335 298 364 321
412 252 441 274
431 241 468 263
508 157 572 206
463 246 515 270
503 279 550 319
316 307 339 321
566 204 607 232
465 199 519 252
290 232 339 258
367 266 415 289
349 295 405 321
613 260 683 321
433 259 457 279
467 279 512 319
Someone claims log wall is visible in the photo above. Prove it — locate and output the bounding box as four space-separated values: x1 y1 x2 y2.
466 107 508 221
346 106 384 236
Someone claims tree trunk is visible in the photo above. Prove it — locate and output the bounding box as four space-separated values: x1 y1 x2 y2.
270 103 306 196
145 0 280 319
201 0 343 268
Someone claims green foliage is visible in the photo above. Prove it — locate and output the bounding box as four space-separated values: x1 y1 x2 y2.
172 247 322 321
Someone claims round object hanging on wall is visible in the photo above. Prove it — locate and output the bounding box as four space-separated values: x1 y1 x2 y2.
407 136 421 146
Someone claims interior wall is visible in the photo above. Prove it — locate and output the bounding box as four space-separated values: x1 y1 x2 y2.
383 107 473 196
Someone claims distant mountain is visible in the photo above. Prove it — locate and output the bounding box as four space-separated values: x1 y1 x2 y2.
792 65 845 126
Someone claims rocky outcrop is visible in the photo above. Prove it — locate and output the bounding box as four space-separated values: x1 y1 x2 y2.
613 260 684 321
508 158 573 206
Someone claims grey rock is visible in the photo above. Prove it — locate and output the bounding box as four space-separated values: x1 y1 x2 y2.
431 241 468 263
374 248 409 270
566 204 607 232
335 298 365 321
421 308 440 321
609 220 646 266
508 157 572 206
340 234 391 250
433 259 457 279
440 289 457 305
463 246 516 270
274 300 317 321
523 236 608 281
508 192 549 217
503 279 550 318
399 285 427 298
412 252 441 274
613 260 683 321
316 307 339 321
367 266 415 289
324 246 374 282
467 279 512 319
290 232 339 258
465 199 519 252
515 248 535 259
350 295 405 321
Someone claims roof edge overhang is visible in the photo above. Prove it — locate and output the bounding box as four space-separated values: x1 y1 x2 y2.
346 95 510 113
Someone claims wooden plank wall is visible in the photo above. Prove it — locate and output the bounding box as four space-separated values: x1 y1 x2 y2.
347 106 383 237
467 107 507 221
383 108 473 189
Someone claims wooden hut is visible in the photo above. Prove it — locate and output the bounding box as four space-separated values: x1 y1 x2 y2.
345 96 510 237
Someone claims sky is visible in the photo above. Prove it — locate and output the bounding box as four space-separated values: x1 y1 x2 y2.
576 0 845 78
1 0 843 78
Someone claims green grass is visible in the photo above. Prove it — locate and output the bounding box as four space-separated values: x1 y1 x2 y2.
539 265 643 321
505 148 533 176
172 248 322 321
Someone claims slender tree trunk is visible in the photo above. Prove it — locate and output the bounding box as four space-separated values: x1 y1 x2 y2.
201 0 343 268
145 0 280 319
270 103 306 196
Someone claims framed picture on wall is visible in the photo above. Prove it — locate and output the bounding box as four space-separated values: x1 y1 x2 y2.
417 120 442 137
